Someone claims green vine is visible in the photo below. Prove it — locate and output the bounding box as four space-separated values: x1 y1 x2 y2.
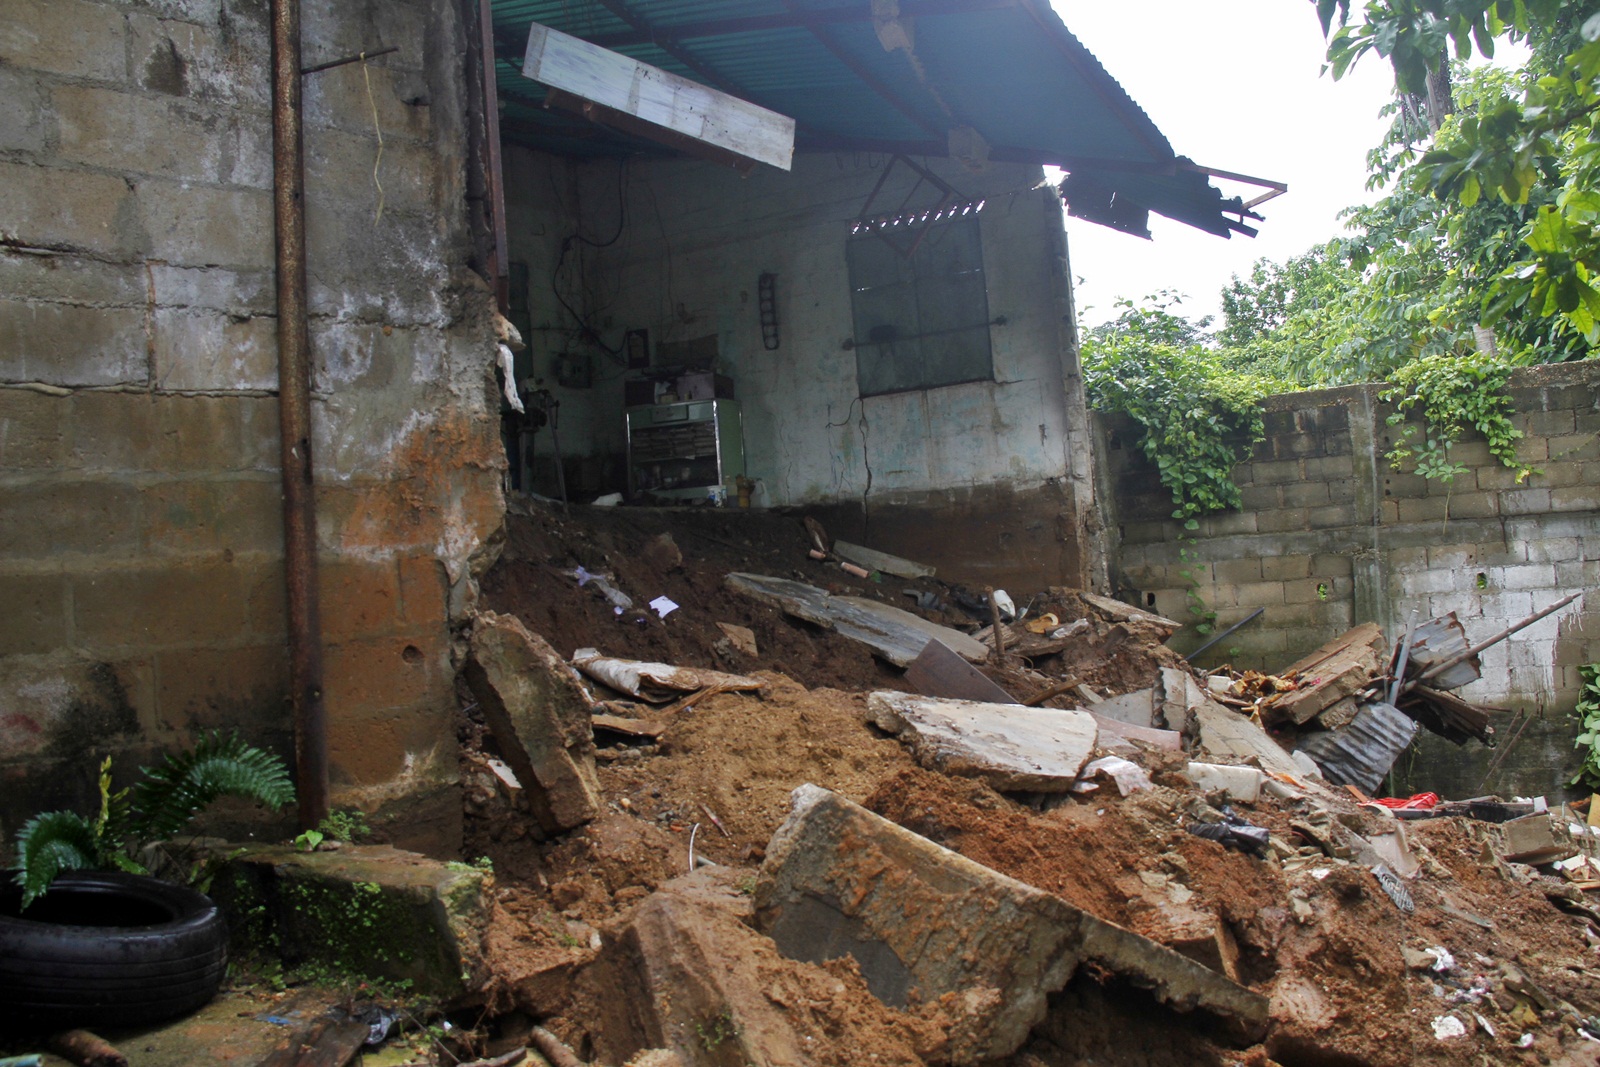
1083 337 1270 528
1570 664 1600 790
1381 352 1532 484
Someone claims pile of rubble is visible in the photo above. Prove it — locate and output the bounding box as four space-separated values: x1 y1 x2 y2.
435 502 1600 1067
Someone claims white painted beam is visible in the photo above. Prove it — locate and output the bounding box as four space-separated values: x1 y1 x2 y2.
522 22 795 172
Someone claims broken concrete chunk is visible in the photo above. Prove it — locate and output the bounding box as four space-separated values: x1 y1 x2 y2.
1192 698 1303 779
572 649 763 702
1094 687 1155 728
1081 591 1182 632
867 691 1097 791
582 868 923 1067
1185 762 1264 804
464 611 602 833
210 844 490 999
1498 813 1577 865
754 786 1268 1063
727 573 988 666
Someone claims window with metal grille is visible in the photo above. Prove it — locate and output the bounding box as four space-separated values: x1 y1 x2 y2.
846 211 993 397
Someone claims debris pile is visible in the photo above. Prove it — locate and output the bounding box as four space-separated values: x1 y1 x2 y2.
429 500 1600 1067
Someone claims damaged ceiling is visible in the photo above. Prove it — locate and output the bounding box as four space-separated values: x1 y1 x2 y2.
488 0 1268 238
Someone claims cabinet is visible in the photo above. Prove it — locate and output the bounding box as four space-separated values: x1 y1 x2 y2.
625 399 744 500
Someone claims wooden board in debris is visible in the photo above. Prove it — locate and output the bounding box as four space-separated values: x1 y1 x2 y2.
1080 592 1182 633
727 573 989 666
1264 623 1386 726
833 540 936 579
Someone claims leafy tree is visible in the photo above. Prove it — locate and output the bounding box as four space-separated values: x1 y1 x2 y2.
1317 0 1600 349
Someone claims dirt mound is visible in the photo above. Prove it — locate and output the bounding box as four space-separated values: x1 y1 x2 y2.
457 500 1600 1067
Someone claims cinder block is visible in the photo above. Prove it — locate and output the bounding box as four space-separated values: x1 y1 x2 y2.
1551 486 1600 511
1307 505 1352 529
0 388 70 469
1473 464 1524 491
237 396 282 472
1250 459 1302 485
1311 553 1354 577
319 557 402 641
398 553 447 626
151 308 277 392
140 477 284 557
1197 511 1257 537
1262 554 1313 582
1424 545 1475 569
155 394 246 472
1212 558 1263 584
1488 563 1557 591
1548 432 1600 460
0 162 134 255
1447 440 1493 467
138 180 274 269
151 642 288 736
0 0 128 81
1477 591 1536 619
1555 561 1600 588
0 64 53 155
1446 493 1500 520
1525 538 1581 564
1282 481 1330 508
54 85 217 178
1501 488 1552 516
70 392 161 472
0 480 141 560
1381 471 1429 497
1255 507 1312 534
1302 456 1351 481
1531 462 1588 488
0 572 69 655
1395 496 1449 524
0 299 146 387
1232 582 1287 609
73 562 252 652
322 631 445 716
1238 485 1281 511
1522 409 1577 437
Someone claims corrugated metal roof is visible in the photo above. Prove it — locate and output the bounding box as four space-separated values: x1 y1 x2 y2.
487 0 1263 237
1296 702 1420 793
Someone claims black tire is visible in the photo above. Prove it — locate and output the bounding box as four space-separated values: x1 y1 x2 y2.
0 869 228 1030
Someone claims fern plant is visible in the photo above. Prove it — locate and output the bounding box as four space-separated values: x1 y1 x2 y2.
12 732 295 908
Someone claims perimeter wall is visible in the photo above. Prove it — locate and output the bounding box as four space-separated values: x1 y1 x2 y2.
1101 360 1600 796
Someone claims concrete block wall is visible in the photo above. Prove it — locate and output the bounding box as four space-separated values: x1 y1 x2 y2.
1103 361 1600 795
0 0 505 853
499 149 1102 588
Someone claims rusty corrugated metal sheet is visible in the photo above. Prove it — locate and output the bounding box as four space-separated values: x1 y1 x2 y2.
1405 613 1482 691
1295 702 1419 794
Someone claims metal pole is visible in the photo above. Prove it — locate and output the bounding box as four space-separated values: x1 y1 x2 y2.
272 0 329 830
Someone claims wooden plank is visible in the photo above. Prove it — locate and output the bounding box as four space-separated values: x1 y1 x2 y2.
906 638 1019 704
833 539 936 579
1279 622 1385 678
523 22 795 171
727 573 989 666
591 713 668 739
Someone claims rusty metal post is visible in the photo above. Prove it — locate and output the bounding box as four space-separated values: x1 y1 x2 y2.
476 0 509 314
271 0 329 829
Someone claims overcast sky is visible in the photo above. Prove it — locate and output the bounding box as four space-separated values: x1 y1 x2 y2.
1050 0 1400 328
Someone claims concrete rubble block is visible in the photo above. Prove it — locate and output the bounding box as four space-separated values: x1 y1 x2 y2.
582 869 922 1067
210 844 491 999
754 786 1268 1063
463 611 602 834
866 690 1097 791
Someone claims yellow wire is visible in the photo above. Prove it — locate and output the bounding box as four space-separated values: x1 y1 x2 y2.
361 53 385 224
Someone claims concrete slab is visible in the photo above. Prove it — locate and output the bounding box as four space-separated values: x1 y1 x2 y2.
866 691 1096 791
208 844 491 999
754 786 1268 1063
463 610 602 833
